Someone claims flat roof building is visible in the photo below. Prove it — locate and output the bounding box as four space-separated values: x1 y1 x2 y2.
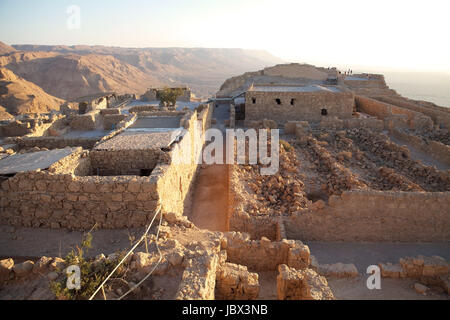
244 84 354 124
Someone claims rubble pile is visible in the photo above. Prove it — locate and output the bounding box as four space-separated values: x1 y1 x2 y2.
348 128 450 192
238 140 309 215
376 167 423 191
313 130 427 191
276 264 335 300
302 135 366 195
379 255 450 294
414 127 450 146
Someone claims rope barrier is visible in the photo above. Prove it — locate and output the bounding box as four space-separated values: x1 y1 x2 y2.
88 206 162 300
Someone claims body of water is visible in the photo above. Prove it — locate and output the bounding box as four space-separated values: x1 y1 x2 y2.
383 71 450 108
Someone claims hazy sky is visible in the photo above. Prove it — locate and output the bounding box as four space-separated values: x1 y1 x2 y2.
1 0 449 73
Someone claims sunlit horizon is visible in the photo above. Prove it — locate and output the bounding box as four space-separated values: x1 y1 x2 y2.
1 0 449 74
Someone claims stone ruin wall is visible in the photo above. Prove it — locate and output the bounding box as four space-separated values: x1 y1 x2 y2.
228 210 279 241
286 190 450 242
102 114 127 130
0 105 213 230
156 105 212 216
245 90 354 124
391 129 450 167
355 96 436 130
89 149 164 176
0 149 160 230
222 232 310 271
12 113 137 151
343 78 387 89
374 95 450 129
68 111 101 131
15 136 100 150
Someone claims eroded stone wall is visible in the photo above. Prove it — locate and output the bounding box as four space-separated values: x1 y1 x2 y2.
0 150 159 230
90 149 164 176
355 96 434 130
0 105 213 230
286 190 450 241
156 106 212 216
222 232 310 271
391 129 450 166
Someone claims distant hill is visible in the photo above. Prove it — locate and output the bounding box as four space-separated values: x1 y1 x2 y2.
1 52 164 101
9 45 284 99
0 41 16 56
0 68 63 115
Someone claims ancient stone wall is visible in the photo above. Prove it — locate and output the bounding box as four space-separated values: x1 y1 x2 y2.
286 190 450 241
89 149 163 176
69 112 100 131
375 96 450 129
277 264 335 300
128 105 158 113
391 129 450 166
355 96 434 130
343 78 387 89
155 107 211 216
103 114 126 130
215 262 259 300
344 118 384 131
245 90 354 124
16 137 100 150
0 105 213 230
222 232 310 271
0 150 159 230
229 211 278 241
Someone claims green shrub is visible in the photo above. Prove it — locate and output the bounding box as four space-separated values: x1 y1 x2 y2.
50 232 127 300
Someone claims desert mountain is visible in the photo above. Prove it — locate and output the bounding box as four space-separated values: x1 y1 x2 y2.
0 105 13 120
0 68 64 115
9 45 284 99
0 41 16 56
1 52 164 101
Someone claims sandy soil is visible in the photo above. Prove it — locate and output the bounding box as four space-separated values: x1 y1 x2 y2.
328 277 449 300
187 104 230 232
306 241 450 272
257 270 278 300
188 164 229 232
0 224 146 259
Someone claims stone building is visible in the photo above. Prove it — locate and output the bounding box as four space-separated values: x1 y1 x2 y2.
244 84 355 124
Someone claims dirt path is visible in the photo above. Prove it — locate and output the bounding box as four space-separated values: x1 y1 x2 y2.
188 164 229 232
187 104 230 232
328 277 449 300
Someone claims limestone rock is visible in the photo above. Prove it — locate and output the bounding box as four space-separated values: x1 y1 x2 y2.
413 282 428 295
318 262 359 278
13 260 35 277
33 256 52 274
49 257 65 271
379 263 402 278
0 258 14 281
277 264 334 300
